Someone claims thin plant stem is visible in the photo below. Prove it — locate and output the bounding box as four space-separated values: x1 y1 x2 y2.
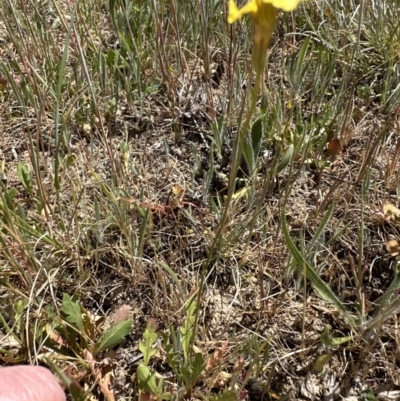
191 69 264 348
211 69 263 259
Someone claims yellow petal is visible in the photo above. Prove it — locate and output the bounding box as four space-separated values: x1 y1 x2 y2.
228 0 258 23
251 2 277 28
265 0 302 11
228 0 240 23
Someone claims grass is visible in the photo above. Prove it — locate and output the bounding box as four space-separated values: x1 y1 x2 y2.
1 0 400 399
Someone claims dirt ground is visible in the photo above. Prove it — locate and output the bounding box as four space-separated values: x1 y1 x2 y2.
1 2 400 400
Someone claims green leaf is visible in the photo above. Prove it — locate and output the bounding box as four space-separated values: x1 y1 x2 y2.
325 222 350 247
320 325 352 347
139 319 158 366
109 0 117 29
372 263 400 319
307 202 334 251
282 212 356 328
17 162 32 194
44 357 72 387
208 390 238 401
181 365 192 385
14 298 28 315
5 187 18 204
251 118 263 161
190 352 205 386
289 36 311 88
137 363 164 396
313 353 332 371
180 353 205 388
296 37 311 76
160 330 180 376
45 357 86 401
56 1 77 101
180 301 197 362
0 187 18 212
362 262 400 332
360 389 377 401
0 310 19 342
63 154 77 170
242 137 255 174
364 295 400 333
61 293 84 331
157 262 186 299
14 298 29 337
277 144 294 173
95 319 132 353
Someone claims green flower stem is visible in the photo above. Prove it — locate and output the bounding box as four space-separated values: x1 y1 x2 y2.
213 69 263 252
191 70 263 351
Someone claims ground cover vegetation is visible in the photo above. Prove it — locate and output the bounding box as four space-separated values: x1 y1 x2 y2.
1 0 400 399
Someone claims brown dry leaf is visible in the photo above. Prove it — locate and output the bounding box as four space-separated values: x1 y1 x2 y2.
84 349 115 401
139 392 161 401
264 387 280 400
383 203 400 219
327 138 342 156
45 325 66 347
205 340 229 372
99 372 115 401
172 184 184 197
327 129 335 142
386 239 400 256
112 304 132 326
206 370 230 390
0 76 8 91
64 364 87 382
171 184 185 206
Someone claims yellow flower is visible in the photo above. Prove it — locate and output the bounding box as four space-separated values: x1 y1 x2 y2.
228 0 303 73
228 0 302 24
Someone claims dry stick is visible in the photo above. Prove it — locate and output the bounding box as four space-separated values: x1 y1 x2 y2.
355 126 386 185
169 0 185 75
318 170 350 214
200 0 216 120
